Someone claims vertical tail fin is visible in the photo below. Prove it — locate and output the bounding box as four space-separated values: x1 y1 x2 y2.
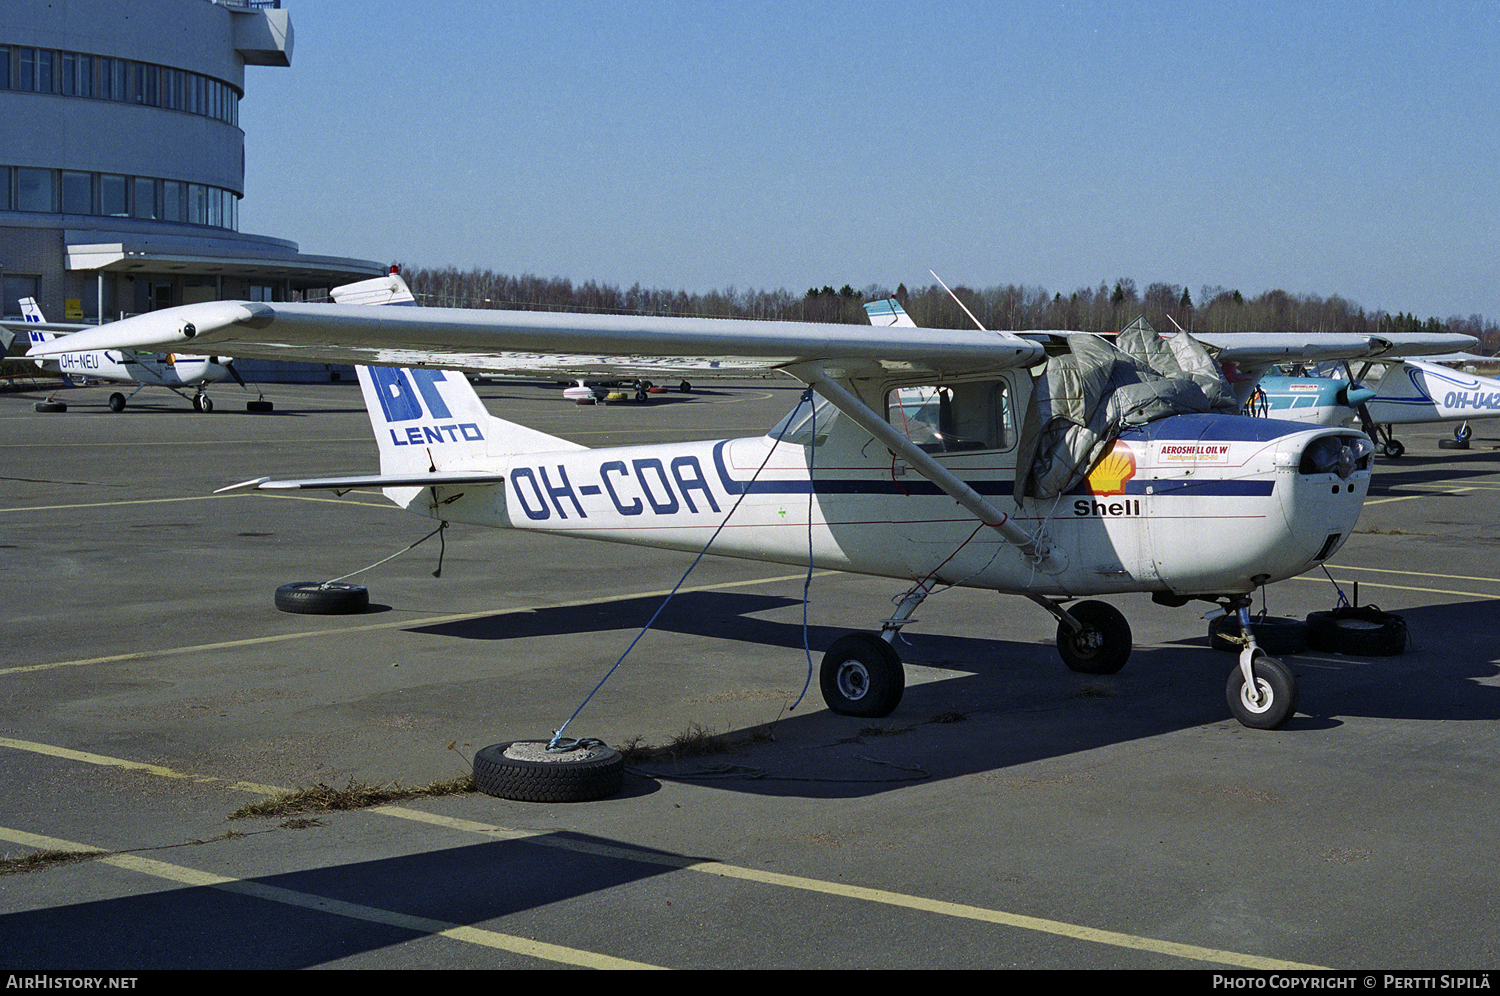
336 272 582 504
19 298 46 323
864 297 918 328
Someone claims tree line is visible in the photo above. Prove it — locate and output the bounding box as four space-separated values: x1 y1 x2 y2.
387 265 1499 354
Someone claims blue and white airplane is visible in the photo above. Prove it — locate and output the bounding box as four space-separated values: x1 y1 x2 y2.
8 297 265 413
1253 357 1500 457
868 295 1488 458
29 275 1477 729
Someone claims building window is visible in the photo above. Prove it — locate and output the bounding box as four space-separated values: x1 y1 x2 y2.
162 180 184 222
61 52 91 97
132 177 156 220
15 168 54 212
2 166 236 230
100 174 127 217
61 171 92 214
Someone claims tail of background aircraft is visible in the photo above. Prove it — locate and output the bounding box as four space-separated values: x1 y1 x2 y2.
15 298 58 368
864 297 918 328
19 298 45 324
332 273 584 504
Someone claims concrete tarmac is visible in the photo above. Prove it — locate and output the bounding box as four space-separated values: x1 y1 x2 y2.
1 377 1497 970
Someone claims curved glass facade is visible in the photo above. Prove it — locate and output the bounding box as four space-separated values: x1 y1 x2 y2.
0 44 240 126
0 166 239 230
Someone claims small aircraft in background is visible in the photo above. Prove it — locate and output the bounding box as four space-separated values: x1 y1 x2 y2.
31 272 1479 730
1252 355 1500 457
865 296 1492 458
7 298 271 413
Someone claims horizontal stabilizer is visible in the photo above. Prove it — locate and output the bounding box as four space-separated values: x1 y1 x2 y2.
216 470 508 494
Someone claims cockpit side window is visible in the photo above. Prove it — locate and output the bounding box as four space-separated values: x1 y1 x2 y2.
886 380 1014 453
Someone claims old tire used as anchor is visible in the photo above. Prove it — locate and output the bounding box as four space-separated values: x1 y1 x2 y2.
1305 606 1407 657
473 741 625 803
820 632 904 717
1056 600 1132 675
274 581 369 615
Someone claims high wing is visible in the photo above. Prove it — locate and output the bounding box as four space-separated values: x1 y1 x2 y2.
1189 330 1475 365
26 300 1045 382
28 297 1477 384
864 297 1476 368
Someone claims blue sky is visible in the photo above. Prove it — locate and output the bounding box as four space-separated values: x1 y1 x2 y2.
239 1 1500 321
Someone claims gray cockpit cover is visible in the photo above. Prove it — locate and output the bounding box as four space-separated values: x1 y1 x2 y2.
1013 320 1237 502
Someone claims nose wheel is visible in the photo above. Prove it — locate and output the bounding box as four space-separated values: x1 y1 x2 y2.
1226 650 1298 730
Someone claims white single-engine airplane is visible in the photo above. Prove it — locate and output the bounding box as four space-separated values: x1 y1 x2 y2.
8 298 267 413
30 274 1476 730
1253 356 1500 457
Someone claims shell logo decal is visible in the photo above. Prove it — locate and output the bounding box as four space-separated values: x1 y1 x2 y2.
1087 442 1137 497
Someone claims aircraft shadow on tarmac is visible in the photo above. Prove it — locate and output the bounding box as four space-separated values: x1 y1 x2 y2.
410 592 1500 800
0 833 698 970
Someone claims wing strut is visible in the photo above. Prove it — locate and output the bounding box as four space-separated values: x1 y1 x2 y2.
791 365 1068 575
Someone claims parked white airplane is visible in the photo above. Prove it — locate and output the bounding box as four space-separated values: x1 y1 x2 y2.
9 298 269 413
30 275 1477 730
1254 357 1500 457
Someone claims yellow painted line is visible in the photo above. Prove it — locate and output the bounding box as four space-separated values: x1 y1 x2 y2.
0 494 228 513
0 738 1320 970
1290 576 1491 599
1364 486 1477 505
0 570 837 676
0 491 391 513
0 825 660 970
0 736 282 795
378 807 1323 970
1324 564 1500 585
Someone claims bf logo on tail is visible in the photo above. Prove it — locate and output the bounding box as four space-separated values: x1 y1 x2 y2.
368 367 455 423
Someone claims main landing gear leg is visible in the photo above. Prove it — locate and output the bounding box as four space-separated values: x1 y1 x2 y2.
1220 599 1299 730
818 581 932 718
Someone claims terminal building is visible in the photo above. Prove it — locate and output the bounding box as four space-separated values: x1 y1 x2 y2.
0 0 382 328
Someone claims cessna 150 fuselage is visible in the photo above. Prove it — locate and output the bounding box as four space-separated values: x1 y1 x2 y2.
32 275 1471 730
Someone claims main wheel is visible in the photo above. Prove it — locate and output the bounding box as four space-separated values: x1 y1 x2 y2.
1456 423 1473 442
274 581 369 615
680 380 692 393
108 392 126 412
1056 600 1132 674
199 395 213 413
1381 439 1405 458
820 633 904 717
473 741 625 803
1226 653 1298 730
